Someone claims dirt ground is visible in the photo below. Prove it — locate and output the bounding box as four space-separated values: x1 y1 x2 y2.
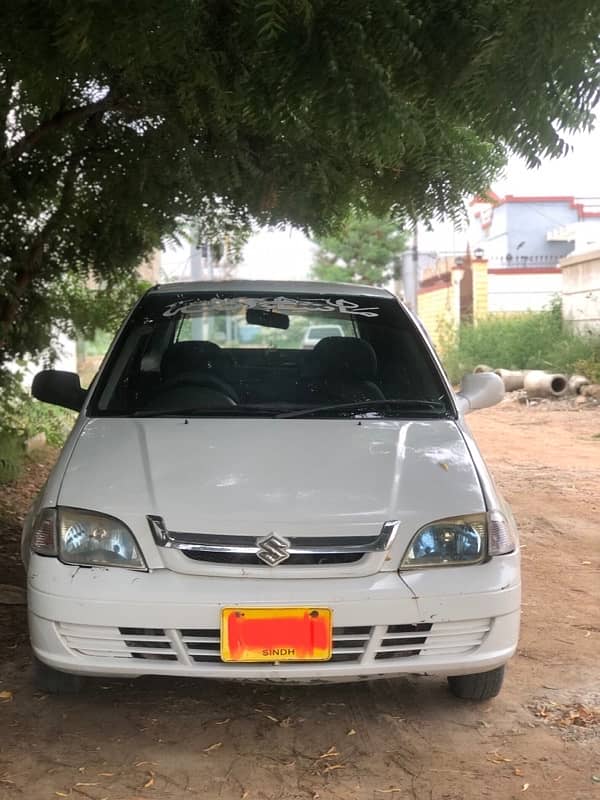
0 404 598 800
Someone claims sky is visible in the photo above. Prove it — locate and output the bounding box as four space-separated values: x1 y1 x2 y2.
162 122 600 282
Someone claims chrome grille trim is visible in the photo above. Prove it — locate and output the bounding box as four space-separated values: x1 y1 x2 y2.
148 517 399 561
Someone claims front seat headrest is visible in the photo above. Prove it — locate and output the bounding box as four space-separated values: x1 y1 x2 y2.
161 341 222 381
312 337 378 380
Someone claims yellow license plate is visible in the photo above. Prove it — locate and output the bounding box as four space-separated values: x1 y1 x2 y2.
221 607 332 662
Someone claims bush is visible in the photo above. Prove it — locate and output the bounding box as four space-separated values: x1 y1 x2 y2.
0 369 28 482
441 302 600 384
18 399 77 448
0 368 76 483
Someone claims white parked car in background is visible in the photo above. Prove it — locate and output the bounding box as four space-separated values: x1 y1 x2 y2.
302 323 345 348
23 281 519 699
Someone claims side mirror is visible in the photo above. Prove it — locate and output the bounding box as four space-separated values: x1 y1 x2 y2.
31 370 86 411
456 372 504 415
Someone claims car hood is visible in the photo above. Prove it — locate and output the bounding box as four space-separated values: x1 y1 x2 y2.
58 418 485 537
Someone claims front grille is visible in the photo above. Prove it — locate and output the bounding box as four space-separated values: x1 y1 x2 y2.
56 617 491 669
147 517 399 570
182 551 363 566
375 623 432 660
420 619 492 655
58 623 177 661
120 628 177 661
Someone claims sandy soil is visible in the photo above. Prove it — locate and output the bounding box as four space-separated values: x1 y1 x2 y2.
0 404 598 800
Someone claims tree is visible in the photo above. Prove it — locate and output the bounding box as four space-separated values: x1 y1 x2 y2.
1 1 599 370
312 215 408 286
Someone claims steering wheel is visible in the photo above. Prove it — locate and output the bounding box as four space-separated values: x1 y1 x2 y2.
157 373 239 404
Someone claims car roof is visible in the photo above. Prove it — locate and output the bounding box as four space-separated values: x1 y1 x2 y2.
149 280 396 300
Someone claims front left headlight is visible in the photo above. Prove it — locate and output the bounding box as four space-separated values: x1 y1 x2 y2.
400 511 517 570
58 508 147 570
400 514 486 569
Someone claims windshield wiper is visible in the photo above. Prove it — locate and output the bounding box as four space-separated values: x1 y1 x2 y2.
277 399 451 419
133 405 281 418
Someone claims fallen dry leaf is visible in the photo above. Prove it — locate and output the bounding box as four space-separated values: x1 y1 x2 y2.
74 783 99 788
135 761 157 768
215 718 230 725
143 772 155 789
374 789 403 794
347 729 356 736
522 783 530 792
203 742 223 753
241 792 249 799
97 773 114 777
514 768 524 777
0 691 13 701
319 746 340 759
55 793 70 798
488 751 512 764
322 764 345 774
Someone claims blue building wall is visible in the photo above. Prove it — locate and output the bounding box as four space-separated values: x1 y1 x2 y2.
474 199 579 267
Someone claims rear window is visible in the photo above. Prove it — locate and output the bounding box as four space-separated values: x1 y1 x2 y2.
88 291 452 419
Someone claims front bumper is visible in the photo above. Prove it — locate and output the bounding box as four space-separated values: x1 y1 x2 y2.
28 556 520 682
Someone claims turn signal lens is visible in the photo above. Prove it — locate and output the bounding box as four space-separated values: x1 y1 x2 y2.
31 508 58 556
487 510 517 555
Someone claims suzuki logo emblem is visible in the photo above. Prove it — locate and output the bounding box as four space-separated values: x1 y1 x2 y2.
256 534 291 566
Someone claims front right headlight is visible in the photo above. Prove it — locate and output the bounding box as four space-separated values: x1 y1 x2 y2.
58 508 147 570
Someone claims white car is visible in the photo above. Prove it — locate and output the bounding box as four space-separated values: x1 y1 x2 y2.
302 323 345 348
23 281 520 699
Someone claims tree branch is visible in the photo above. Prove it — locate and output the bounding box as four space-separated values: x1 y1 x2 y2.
0 71 16 158
2 93 115 165
0 154 80 341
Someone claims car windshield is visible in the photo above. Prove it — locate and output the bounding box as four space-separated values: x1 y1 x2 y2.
88 290 453 419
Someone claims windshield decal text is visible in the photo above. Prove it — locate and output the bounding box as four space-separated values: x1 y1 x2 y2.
162 296 380 318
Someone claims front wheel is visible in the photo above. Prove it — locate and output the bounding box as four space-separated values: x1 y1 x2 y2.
32 656 84 695
447 665 505 701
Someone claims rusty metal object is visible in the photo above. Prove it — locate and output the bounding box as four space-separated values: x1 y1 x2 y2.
567 374 590 395
580 383 600 400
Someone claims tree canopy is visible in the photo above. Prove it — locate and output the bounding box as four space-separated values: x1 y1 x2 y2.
312 215 408 286
1 0 599 367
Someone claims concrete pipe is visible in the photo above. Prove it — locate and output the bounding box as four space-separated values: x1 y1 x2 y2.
495 369 525 392
567 374 590 395
473 364 494 374
523 370 568 398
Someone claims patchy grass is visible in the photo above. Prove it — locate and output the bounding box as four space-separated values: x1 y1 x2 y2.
441 303 600 383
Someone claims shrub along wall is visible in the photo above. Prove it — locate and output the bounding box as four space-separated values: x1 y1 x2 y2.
440 302 600 384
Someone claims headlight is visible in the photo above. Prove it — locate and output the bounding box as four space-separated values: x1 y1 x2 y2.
400 511 516 569
57 508 147 570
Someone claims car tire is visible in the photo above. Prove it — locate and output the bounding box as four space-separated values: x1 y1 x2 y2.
32 656 84 695
447 665 505 701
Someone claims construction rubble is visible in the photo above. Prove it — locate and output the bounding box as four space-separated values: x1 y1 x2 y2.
473 365 600 407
